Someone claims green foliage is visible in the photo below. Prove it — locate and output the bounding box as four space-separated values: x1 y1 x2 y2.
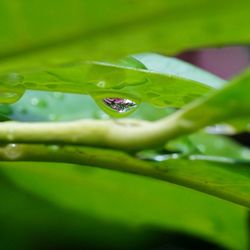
0 0 250 249
0 161 248 250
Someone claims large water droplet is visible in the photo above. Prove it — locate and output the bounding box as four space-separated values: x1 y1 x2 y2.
91 92 140 118
103 98 136 113
3 144 21 160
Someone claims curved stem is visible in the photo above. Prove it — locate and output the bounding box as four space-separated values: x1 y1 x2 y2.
0 143 249 208
0 110 200 151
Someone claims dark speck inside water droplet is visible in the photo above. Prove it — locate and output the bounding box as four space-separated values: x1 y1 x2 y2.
103 98 137 113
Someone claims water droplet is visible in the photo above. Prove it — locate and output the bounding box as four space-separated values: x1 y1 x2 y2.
97 81 106 88
153 153 180 161
137 150 181 161
189 154 235 163
30 97 48 108
103 98 136 113
31 97 39 106
48 145 60 152
4 144 21 160
91 92 140 118
205 124 235 135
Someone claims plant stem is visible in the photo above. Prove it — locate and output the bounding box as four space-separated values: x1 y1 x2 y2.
0 143 249 208
0 110 201 151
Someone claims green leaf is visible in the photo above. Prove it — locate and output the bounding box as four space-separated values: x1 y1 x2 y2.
3 90 173 122
189 133 250 160
0 161 248 250
0 58 221 108
0 1 249 249
0 53 225 121
134 53 225 89
153 157 250 208
0 0 250 71
164 68 250 135
6 91 106 122
0 143 249 208
0 105 12 121
166 132 250 161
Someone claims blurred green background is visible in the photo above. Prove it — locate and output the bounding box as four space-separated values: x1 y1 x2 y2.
0 0 250 249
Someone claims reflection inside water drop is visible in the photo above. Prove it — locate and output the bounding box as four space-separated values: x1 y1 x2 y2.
103 98 137 113
91 92 140 118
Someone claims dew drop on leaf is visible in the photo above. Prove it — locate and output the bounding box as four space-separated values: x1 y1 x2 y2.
91 92 140 118
205 124 235 135
103 98 137 113
4 144 21 160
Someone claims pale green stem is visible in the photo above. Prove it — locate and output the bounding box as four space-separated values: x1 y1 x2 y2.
0 110 200 151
